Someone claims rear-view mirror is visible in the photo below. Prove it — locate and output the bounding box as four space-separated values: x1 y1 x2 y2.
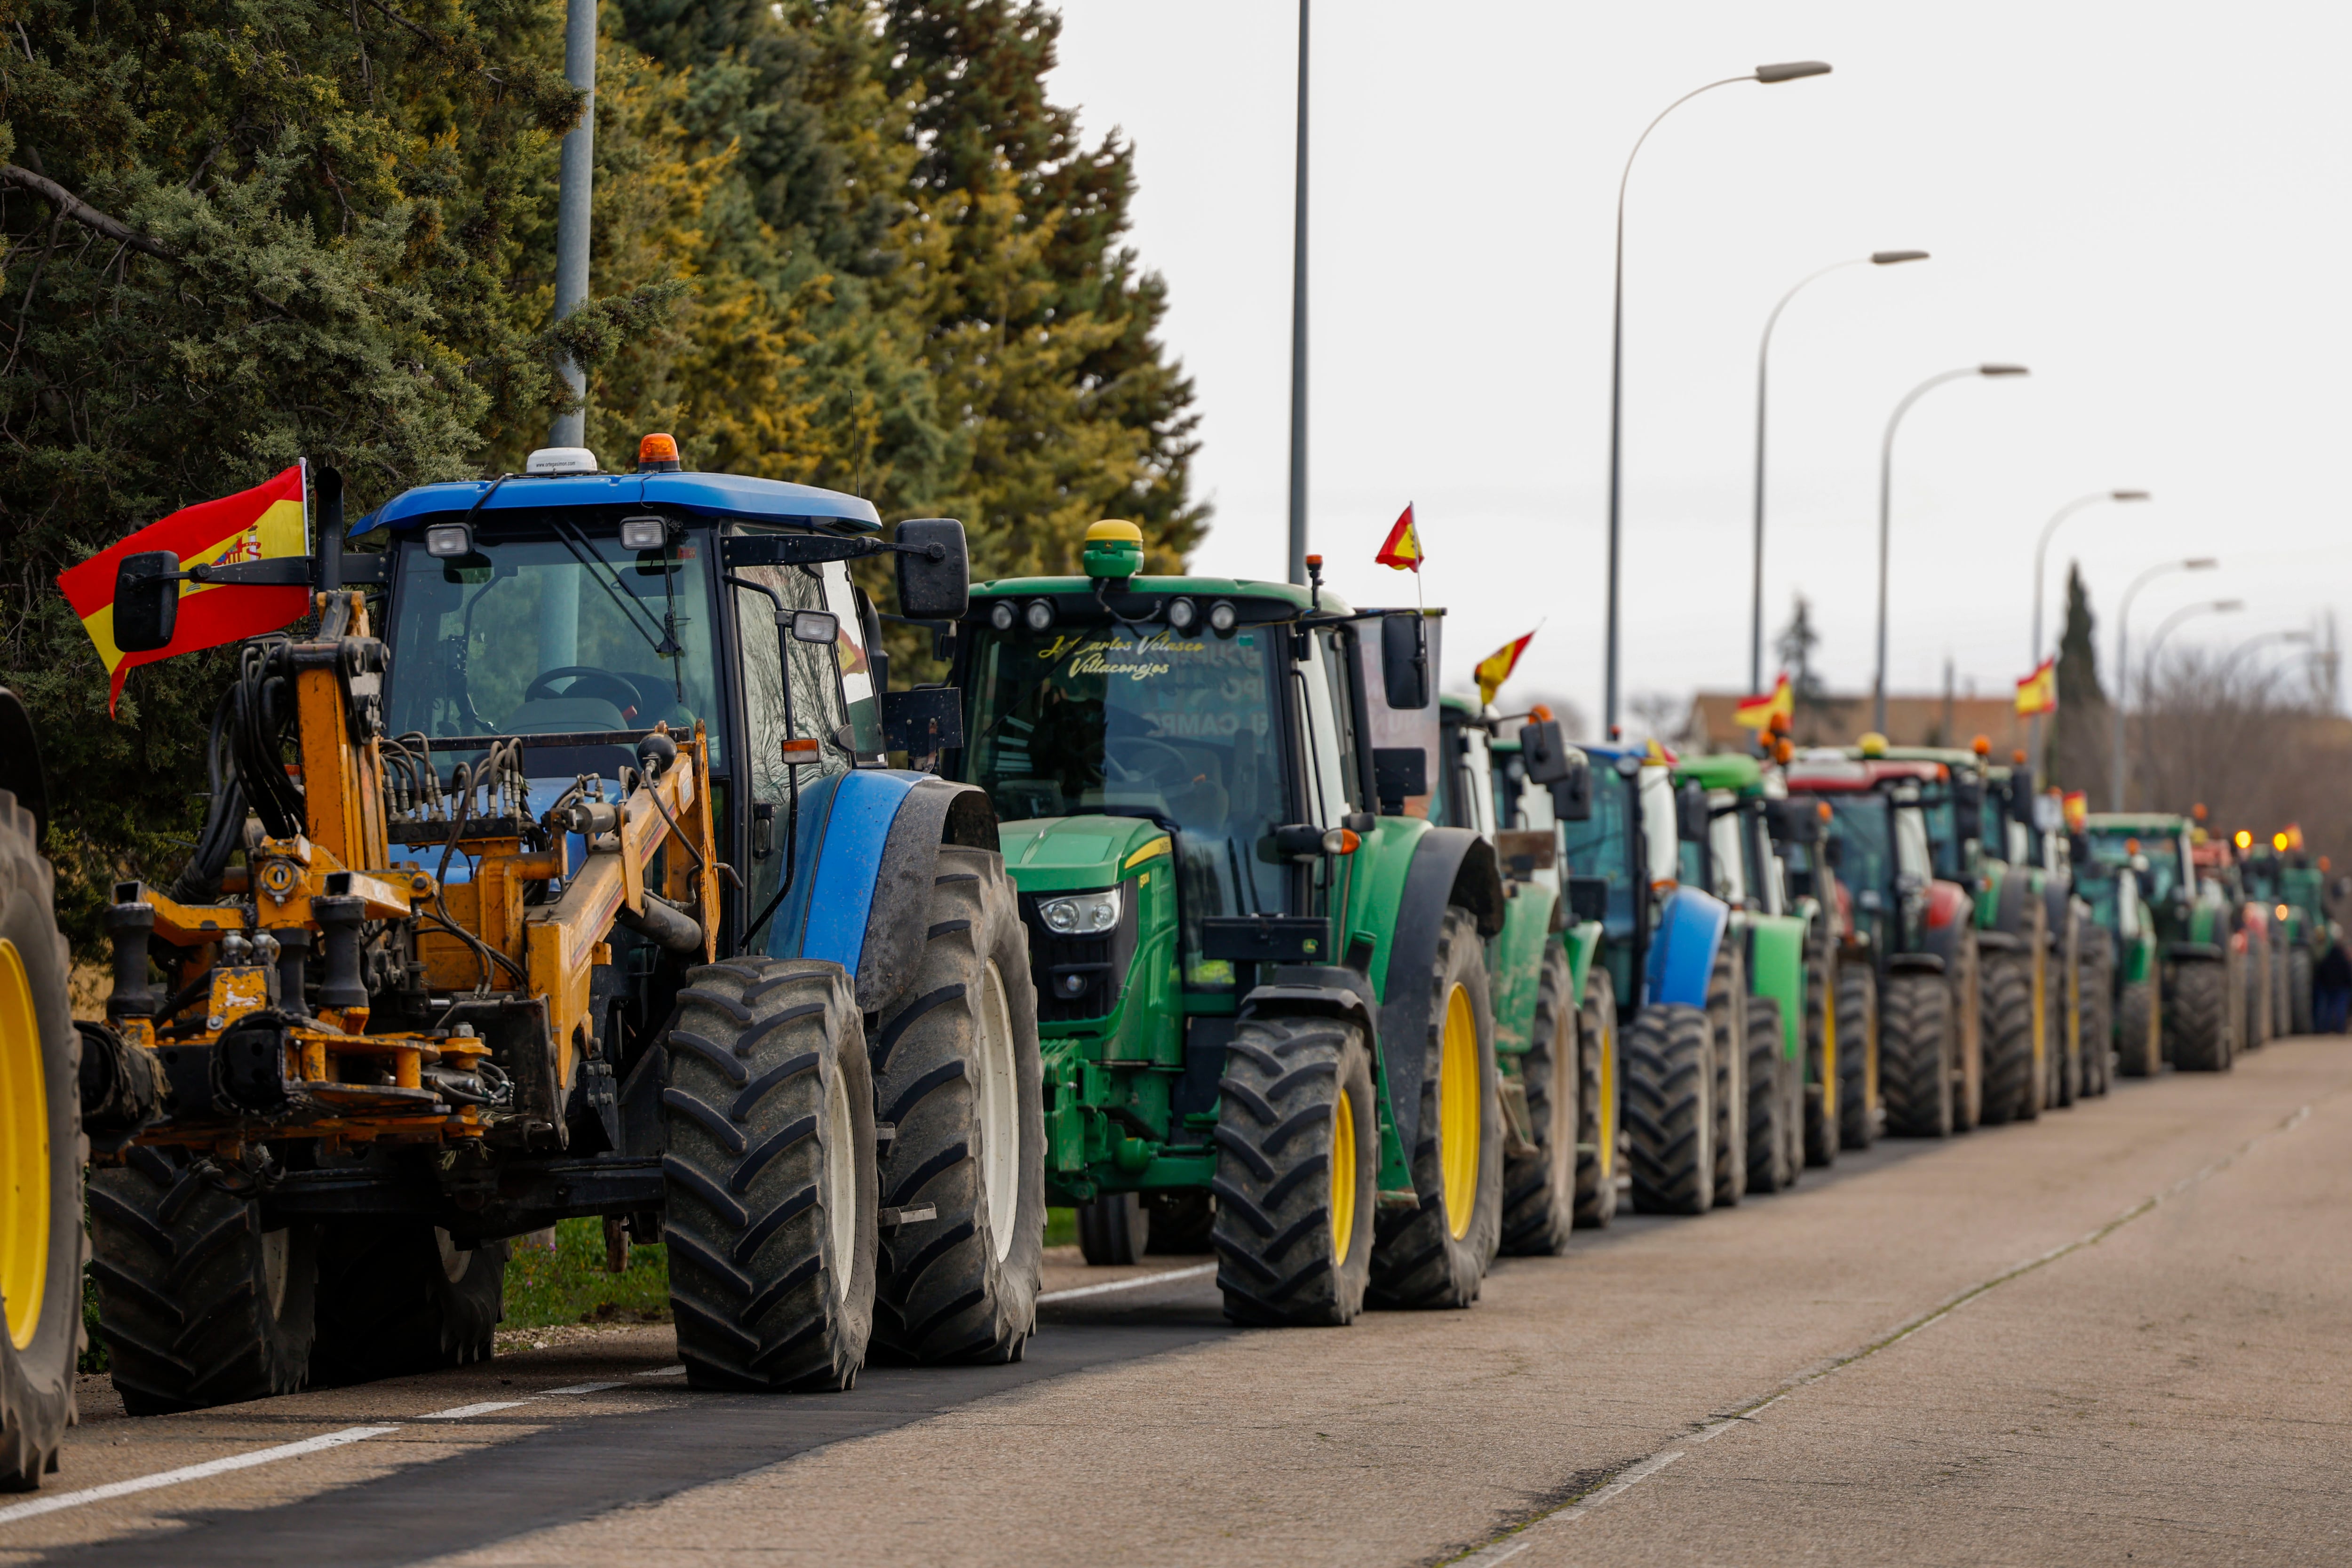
1381 613 1429 711
1520 719 1572 783
895 518 969 619
1953 778 1984 844
112 550 181 654
1675 781 1709 844
1549 760 1592 822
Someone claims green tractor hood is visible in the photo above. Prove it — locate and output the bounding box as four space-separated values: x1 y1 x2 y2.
998 815 1173 893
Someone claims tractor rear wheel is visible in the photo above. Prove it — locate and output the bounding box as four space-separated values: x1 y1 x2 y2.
1572 968 1620 1229
2242 941 2270 1051
0 791 84 1489
869 848 1043 1365
1802 939 1838 1169
1836 961 1876 1151
662 958 875 1391
1707 939 1748 1210
1212 1013 1376 1326
1978 950 2035 1126
2172 961 2233 1072
88 1150 318 1415
1879 970 1955 1138
1745 995 1796 1195
1949 933 1985 1133
2117 976 2158 1076
2291 948 2314 1036
1076 1195 1148 1265
2077 927 2113 1098
1502 944 1578 1256
1625 1004 1713 1215
1369 909 1501 1309
310 1224 507 1385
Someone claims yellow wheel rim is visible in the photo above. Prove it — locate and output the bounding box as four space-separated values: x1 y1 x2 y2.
0 939 50 1352
1330 1085 1357 1264
1595 1012 1616 1180
1438 983 1480 1240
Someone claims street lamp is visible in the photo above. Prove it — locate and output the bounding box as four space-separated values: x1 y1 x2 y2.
2143 598 2244 669
1749 248 1931 691
2112 557 2219 809
1287 0 1310 584
1603 59 1832 735
1872 363 2031 733
2221 629 2315 687
2027 489 2149 782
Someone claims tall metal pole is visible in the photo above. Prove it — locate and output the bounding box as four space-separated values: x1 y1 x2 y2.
2028 489 2147 786
2112 557 2217 811
549 0 596 450
1875 366 2009 734
1752 263 1854 692
1285 0 1310 586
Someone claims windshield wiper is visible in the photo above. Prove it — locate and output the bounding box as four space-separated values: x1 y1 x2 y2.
550 520 681 662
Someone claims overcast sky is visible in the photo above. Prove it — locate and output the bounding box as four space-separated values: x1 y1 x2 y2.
1046 1 2351 732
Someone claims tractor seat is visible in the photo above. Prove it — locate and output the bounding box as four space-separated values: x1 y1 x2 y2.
500 696 629 734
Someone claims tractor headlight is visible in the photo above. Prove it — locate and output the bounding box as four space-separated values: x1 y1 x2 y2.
988 600 1017 631
1023 597 1057 633
1165 596 1199 633
1038 887 1122 936
425 523 474 558
620 515 668 552
1207 599 1238 634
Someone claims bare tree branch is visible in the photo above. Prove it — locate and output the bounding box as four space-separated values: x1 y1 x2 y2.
0 164 175 260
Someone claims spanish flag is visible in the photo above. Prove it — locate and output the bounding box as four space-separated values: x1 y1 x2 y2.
57 464 310 715
1374 503 1423 572
2015 657 2057 717
1735 673 1794 732
1474 629 1535 707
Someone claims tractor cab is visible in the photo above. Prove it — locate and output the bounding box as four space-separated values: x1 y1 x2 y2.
1782 752 1951 967
1558 742 1683 1017
2082 815 2199 941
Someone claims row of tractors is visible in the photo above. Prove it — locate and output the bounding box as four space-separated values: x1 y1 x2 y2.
1 453 2334 1491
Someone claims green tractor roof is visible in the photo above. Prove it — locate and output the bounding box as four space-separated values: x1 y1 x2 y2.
1440 692 1483 719
969 574 1337 615
1675 752 1764 793
2084 813 2191 832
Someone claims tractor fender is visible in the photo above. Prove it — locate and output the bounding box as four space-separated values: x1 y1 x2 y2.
1241 965 1380 1041
1644 885 1728 1010
1975 929 2025 955
1746 913 1808 1060
850 777 1001 1012
1925 879 1973 932
1490 882 1562 1057
1563 919 1604 1005
1987 864 2035 935
1889 952 1947 977
2167 941 2226 964
1374 827 1504 1154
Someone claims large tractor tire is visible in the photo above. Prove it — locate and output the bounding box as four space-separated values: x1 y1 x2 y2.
870 848 1044 1365
1572 968 1620 1229
2117 976 2159 1077
1075 1194 1148 1265
1880 969 1955 1138
1978 949 2036 1126
2290 948 2314 1037
88 1150 318 1415
1502 944 1579 1256
1836 960 1877 1152
310 1224 507 1385
1745 995 1797 1195
2172 961 2233 1073
1707 939 1748 1210
1212 1014 1376 1326
1948 932 1985 1133
662 958 876 1391
1625 1004 1713 1215
2273 944 2292 1042
1802 937 1839 1169
0 792 85 1488
1369 908 1501 1309
2077 927 2113 1099
2241 939 2270 1051
2049 921 2080 1110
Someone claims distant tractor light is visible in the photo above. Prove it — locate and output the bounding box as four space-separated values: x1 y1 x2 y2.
2235 829 2253 851
524 446 598 476
1207 599 1239 635
1166 596 1200 633
1023 598 1056 633
1858 732 1888 758
425 523 474 559
2274 831 2291 852
2278 903 2292 922
637 432 682 472
619 515 668 552
989 600 1017 632
1039 887 1122 936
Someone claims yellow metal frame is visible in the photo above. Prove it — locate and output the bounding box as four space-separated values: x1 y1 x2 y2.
0 938 49 1350
124 592 720 1153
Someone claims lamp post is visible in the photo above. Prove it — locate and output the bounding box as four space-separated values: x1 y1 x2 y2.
1603 59 1832 735
2112 557 2219 810
2028 488 2150 782
1286 0 1310 585
548 0 597 448
1872 363 2031 733
2143 598 2244 669
1749 248 1931 691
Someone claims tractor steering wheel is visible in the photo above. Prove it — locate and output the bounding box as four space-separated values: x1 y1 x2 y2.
522 666 644 715
1105 738 1192 789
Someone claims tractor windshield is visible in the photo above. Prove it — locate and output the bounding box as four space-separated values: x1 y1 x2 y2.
2085 828 2185 905
382 522 723 756
1821 795 1894 901
961 620 1292 972
1559 768 1638 939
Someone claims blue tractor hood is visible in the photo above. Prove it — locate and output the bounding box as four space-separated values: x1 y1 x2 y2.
357 470 882 535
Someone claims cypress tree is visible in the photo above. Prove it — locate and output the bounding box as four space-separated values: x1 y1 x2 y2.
2048 562 2112 803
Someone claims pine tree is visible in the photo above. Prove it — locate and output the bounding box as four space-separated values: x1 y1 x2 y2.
2048 563 2112 803
1774 593 1827 703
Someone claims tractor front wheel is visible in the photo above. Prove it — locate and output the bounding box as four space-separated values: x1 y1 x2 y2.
2076 927 2113 1098
1802 939 1839 1169
662 959 875 1391
2290 948 2314 1037
1211 1013 1376 1326
2117 977 2159 1076
1707 940 1748 1210
1836 961 1877 1151
1573 968 1621 1229
1880 970 1955 1138
1745 995 1796 1195
2172 961 2233 1073
1979 949 2035 1126
1501 944 1578 1256
1625 1004 1713 1215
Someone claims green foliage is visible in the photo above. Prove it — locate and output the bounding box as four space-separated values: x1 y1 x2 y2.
2050 563 2111 799
501 1218 671 1329
1043 1204 1075 1248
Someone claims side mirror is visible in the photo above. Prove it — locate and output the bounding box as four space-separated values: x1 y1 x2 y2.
1822 833 1844 869
1675 781 1708 844
1953 778 1984 844
895 518 970 619
1520 719 1572 783
113 550 182 654
791 609 839 644
1548 760 1592 822
1380 613 1430 711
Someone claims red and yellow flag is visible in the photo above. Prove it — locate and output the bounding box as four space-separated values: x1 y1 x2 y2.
1375 503 1423 572
56 464 310 714
1735 673 1794 733
2062 790 2088 832
1474 629 1535 707
2015 657 2057 717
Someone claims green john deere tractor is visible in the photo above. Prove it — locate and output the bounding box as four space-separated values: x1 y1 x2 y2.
1424 695 1613 1251
943 526 1532 1321
2240 832 2321 1036
2083 814 2239 1071
2069 819 2162 1076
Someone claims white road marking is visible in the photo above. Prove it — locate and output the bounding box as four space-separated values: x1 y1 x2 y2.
0 1426 399 1528
542 1382 626 1396
1037 1263 1216 1304
635 1365 688 1378
420 1401 527 1420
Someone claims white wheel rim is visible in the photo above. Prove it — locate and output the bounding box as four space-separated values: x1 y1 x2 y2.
826 1063 857 1272
976 960 1021 1262
435 1227 469 1283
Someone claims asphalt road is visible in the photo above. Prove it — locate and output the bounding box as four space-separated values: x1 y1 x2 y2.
6 1037 2348 1567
